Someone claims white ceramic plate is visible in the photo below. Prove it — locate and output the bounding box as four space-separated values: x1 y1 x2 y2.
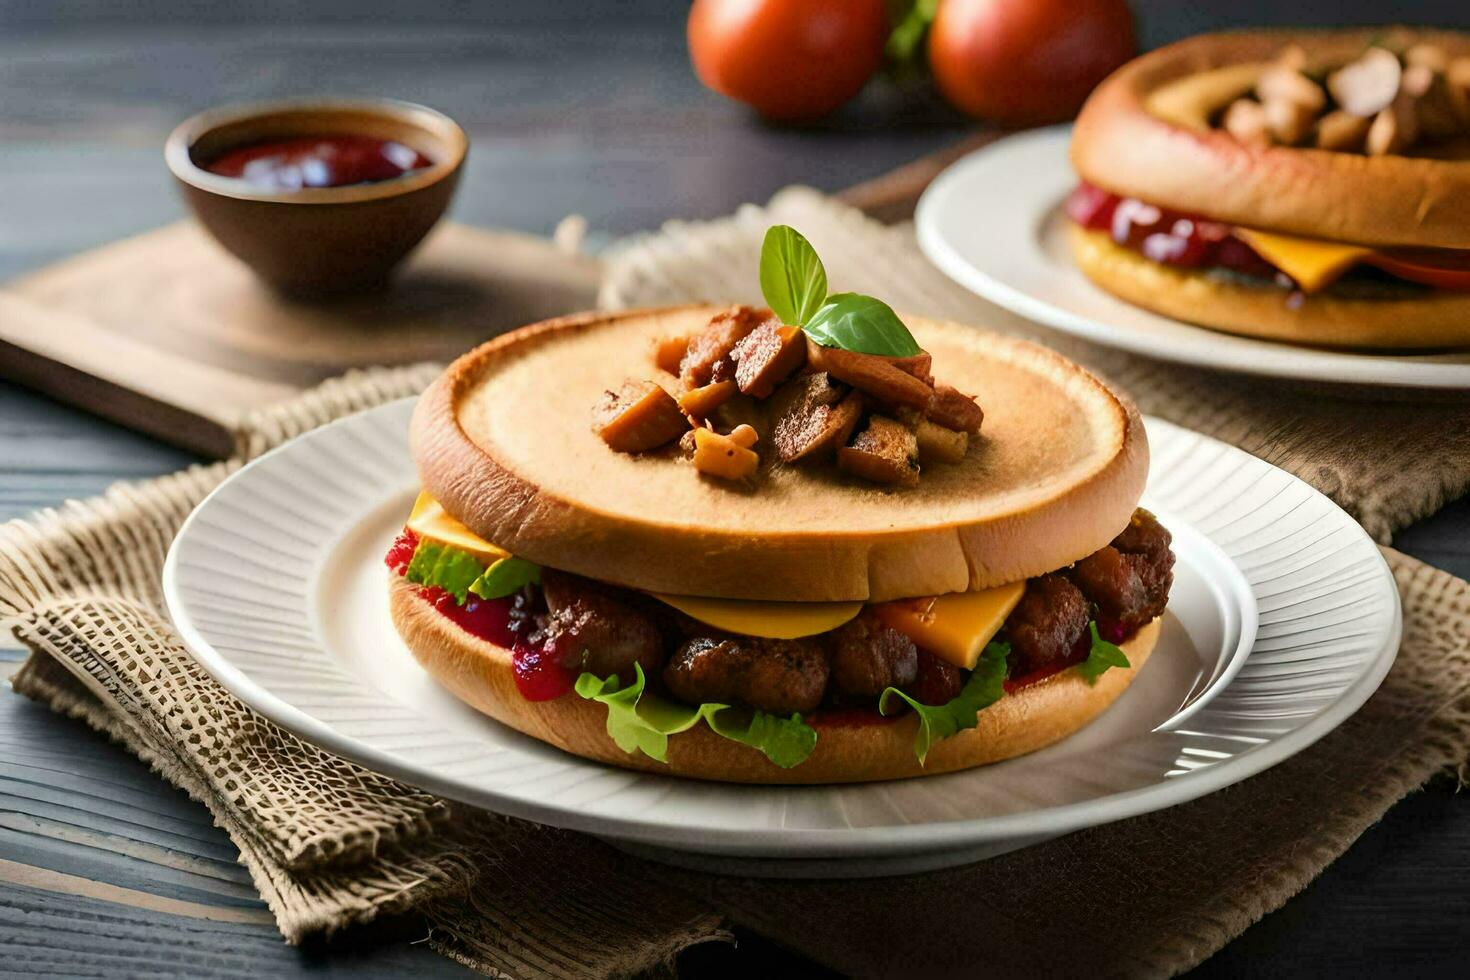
915 126 1470 391
164 399 1400 876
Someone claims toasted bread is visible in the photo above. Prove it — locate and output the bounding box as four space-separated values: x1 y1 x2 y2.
412 306 1148 603
1069 225 1470 349
1071 27 1470 249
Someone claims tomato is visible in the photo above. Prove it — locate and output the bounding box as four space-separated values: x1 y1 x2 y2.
928 0 1135 126
1368 248 1470 290
687 0 889 122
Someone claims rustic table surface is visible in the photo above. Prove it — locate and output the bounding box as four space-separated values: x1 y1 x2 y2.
3 2 1468 976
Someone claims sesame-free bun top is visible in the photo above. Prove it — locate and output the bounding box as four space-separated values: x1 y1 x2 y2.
412 306 1148 603
1072 27 1470 248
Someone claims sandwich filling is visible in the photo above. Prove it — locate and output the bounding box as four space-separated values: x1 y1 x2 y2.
1066 182 1470 299
592 226 985 487
387 492 1174 770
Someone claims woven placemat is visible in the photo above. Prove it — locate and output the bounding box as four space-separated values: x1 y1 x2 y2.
2 193 1469 978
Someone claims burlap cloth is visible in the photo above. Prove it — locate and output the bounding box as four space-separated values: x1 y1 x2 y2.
3 190 1470 978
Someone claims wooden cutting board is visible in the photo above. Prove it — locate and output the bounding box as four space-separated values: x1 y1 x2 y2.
0 221 602 457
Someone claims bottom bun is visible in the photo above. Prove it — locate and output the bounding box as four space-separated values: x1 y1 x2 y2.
1069 225 1470 350
389 575 1160 784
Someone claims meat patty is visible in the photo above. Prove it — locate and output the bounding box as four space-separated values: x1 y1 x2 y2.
663 634 830 715
904 648 963 706
830 612 917 697
1071 509 1175 633
541 570 665 684
1004 573 1090 676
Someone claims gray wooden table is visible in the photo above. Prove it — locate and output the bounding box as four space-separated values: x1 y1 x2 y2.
3 2 1469 976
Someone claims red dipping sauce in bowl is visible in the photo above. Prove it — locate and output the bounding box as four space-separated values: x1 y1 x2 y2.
205 135 433 189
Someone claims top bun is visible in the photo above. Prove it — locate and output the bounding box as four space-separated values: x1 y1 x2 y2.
1072 27 1470 248
412 306 1147 603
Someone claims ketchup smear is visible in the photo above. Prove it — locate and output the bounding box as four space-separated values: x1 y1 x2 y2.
1066 182 1284 283
386 530 573 701
206 135 432 189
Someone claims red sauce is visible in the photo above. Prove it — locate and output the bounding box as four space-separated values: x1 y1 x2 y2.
205 135 432 189
1066 182 1284 284
388 530 572 702
510 640 576 702
412 583 572 702
384 528 420 574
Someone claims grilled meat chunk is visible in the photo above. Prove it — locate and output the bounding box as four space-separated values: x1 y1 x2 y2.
652 334 689 375
838 414 920 488
830 611 918 697
677 380 738 419
905 648 964 706
925 384 985 434
1071 509 1174 633
806 338 934 410
593 381 689 453
541 570 665 684
770 373 862 462
663 634 830 715
679 305 770 389
731 320 806 398
1005 573 1090 677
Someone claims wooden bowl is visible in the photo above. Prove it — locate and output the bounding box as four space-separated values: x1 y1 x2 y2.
166 99 467 296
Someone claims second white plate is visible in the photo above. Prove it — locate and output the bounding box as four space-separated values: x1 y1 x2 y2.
915 126 1470 391
163 399 1400 876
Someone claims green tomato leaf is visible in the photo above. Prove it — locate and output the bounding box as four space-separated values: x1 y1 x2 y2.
879 642 1010 763
404 539 488 604
469 556 541 600
1076 621 1131 685
759 225 828 326
575 665 818 768
885 0 938 64
803 293 922 357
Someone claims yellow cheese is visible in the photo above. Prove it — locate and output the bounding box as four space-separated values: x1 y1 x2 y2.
651 593 863 640
406 491 510 564
871 582 1026 670
1233 228 1374 293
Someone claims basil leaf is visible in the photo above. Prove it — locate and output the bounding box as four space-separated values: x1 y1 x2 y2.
575 665 818 768
878 642 1009 763
803 293 922 357
1077 621 1130 685
469 556 541 600
759 225 828 326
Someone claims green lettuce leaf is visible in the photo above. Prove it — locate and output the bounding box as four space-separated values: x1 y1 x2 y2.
404 540 488 603
470 556 541 600
575 665 817 769
879 642 1010 763
706 706 819 770
1076 621 1130 685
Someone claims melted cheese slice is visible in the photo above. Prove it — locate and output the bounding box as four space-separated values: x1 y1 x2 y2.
406 492 510 564
405 490 1022 649
871 582 1026 670
1234 228 1374 293
651 593 863 640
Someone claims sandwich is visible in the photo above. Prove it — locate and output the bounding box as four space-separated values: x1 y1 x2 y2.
386 227 1173 783
1068 28 1470 349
